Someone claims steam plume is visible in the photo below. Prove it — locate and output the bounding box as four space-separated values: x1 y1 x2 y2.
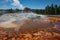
12 0 24 9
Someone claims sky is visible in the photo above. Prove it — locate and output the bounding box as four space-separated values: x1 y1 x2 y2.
0 0 60 9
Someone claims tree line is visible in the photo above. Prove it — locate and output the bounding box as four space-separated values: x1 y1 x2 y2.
0 4 60 15
34 4 60 15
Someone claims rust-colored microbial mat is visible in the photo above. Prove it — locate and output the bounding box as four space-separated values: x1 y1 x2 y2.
0 15 60 40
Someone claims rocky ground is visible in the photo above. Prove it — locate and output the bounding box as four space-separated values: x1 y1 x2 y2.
0 30 60 40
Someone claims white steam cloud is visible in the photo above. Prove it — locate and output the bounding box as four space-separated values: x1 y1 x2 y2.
12 0 24 9
5 0 24 9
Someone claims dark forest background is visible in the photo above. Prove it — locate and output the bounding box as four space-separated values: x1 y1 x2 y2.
0 4 60 15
